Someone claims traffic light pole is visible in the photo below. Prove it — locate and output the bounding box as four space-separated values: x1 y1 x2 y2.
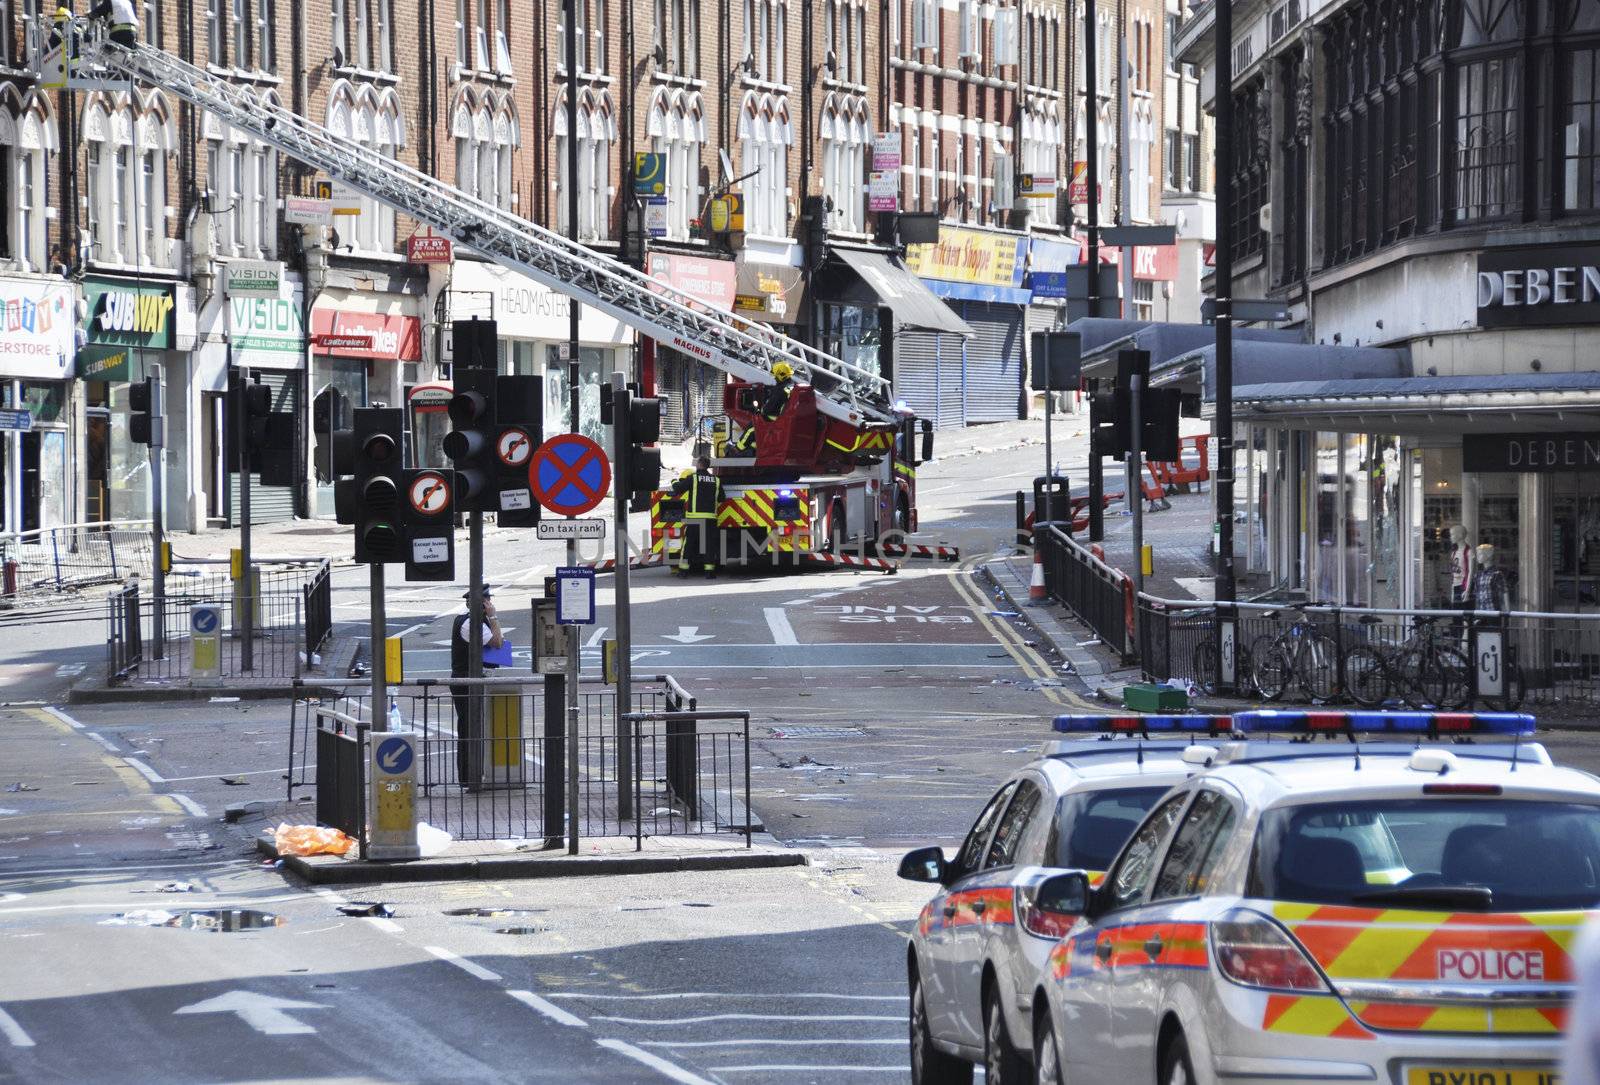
1214 0 1237 691
149 368 166 658
467 510 484 784
611 374 633 823
1084 0 1104 544
236 365 254 673
1129 374 1144 598
370 562 387 728
565 0 582 858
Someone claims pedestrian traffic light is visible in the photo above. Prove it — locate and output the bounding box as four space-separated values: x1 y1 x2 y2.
129 375 156 446
402 467 455 581
345 407 406 564
622 394 663 501
444 367 496 512
493 374 542 527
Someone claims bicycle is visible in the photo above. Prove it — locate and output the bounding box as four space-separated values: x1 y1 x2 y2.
1343 614 1471 710
1190 625 1252 695
1248 603 1340 703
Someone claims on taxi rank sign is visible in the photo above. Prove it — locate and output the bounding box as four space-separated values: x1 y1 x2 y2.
190 604 222 683
369 732 420 860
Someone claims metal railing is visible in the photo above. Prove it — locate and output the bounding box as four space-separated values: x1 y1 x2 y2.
104 561 332 683
1036 523 1136 661
303 563 333 662
1138 592 1600 712
314 707 367 843
1 520 151 597
285 674 744 846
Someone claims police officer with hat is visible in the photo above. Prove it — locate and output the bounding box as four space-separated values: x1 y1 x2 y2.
450 584 503 786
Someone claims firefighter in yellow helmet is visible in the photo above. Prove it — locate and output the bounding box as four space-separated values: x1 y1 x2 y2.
672 455 724 578
731 362 796 456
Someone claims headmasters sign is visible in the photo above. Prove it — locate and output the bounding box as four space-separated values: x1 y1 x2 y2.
1477 245 1600 328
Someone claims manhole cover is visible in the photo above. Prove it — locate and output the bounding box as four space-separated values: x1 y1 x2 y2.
100 908 284 931
443 907 546 918
494 926 548 935
769 726 867 739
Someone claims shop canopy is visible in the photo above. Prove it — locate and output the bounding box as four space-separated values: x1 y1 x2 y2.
1151 341 1410 401
1077 320 1303 382
821 247 974 337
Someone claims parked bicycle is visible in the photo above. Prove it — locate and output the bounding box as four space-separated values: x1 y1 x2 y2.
1343 614 1471 710
1248 603 1340 702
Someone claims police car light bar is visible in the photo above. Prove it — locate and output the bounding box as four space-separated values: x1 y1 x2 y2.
1233 710 1535 738
1053 715 1235 735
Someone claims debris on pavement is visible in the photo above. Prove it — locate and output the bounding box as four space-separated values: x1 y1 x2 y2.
336 902 395 918
5 783 39 792
271 823 355 857
219 776 249 786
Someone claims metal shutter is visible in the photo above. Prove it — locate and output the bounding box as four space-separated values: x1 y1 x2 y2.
961 302 1026 423
229 370 301 526
894 330 965 429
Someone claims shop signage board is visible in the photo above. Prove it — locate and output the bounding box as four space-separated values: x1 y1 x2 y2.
406 235 454 264
1018 174 1057 199
644 197 669 239
1464 432 1600 473
308 309 421 361
1477 245 1600 329
868 171 899 212
905 227 1026 290
646 253 738 310
229 282 306 371
1067 160 1090 204
83 279 177 351
633 152 667 195
0 276 76 381
284 195 333 226
872 132 901 171
226 260 283 297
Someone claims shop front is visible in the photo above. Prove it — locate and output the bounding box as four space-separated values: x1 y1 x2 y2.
0 275 77 534
440 260 634 445
310 289 423 517
646 252 737 443
78 275 186 529
902 226 1031 425
225 274 306 526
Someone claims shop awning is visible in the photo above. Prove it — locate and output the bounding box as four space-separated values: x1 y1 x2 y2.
1078 320 1303 381
824 248 974 337
1152 341 1411 400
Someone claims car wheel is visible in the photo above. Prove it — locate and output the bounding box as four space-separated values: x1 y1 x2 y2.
984 993 1029 1085
1034 1008 1065 1085
911 970 973 1085
1160 1031 1196 1085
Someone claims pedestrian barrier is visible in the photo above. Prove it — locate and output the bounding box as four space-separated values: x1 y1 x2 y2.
103 561 332 683
314 707 367 841
1 520 152 599
287 674 750 847
1035 523 1136 661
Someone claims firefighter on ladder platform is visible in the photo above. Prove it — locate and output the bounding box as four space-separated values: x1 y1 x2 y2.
673 456 724 579
91 0 138 46
731 362 795 456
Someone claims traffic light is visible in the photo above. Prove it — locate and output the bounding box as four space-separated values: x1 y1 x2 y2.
402 467 456 581
444 367 496 512
493 374 542 527
622 394 663 502
1141 387 1182 462
1089 392 1126 459
346 407 405 564
129 376 156 446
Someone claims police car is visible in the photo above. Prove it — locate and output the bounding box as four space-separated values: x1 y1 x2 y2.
1023 711 1599 1085
898 722 1230 1085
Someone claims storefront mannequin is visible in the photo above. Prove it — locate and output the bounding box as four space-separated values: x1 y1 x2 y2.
1450 524 1474 606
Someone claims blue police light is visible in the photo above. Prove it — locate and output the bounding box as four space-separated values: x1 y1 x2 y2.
1233 710 1535 738
1053 715 1234 734
778 488 795 497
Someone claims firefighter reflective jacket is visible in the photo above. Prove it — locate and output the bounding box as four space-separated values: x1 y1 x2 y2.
673 471 723 519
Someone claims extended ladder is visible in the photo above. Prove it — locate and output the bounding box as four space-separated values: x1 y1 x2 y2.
71 28 896 427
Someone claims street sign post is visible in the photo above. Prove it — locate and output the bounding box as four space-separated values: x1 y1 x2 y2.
530 434 612 517
368 732 420 860
554 566 596 625
0 410 32 432
190 604 222 684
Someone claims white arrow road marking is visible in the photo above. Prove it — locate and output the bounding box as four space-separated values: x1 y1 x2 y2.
662 626 715 644
763 608 798 646
173 991 326 1035
0 1005 35 1047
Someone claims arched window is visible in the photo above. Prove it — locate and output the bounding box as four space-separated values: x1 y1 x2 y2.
648 90 702 241
453 97 475 198
474 107 495 209
494 107 516 211
83 102 110 260
137 96 175 265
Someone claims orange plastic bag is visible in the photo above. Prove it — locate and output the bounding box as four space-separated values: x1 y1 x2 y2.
272 823 355 857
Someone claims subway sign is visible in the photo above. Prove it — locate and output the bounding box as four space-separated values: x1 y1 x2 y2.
83 279 177 350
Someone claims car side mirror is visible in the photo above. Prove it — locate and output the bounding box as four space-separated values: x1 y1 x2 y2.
1035 871 1090 917
897 845 947 885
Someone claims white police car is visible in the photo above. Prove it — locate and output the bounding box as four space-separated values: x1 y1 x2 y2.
899 716 1234 1085
1025 711 1600 1085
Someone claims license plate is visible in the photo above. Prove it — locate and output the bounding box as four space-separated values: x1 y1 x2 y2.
1404 1068 1561 1085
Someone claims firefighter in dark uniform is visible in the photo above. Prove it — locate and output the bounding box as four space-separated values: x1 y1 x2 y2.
731 362 795 456
450 585 503 786
91 0 138 46
673 456 724 578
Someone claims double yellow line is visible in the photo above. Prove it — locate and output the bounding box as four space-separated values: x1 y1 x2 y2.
945 556 1102 713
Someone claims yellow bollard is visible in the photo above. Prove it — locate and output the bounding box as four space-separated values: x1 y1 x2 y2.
385 635 405 686
1141 544 1154 578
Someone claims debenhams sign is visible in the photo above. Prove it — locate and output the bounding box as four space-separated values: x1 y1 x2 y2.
1477 245 1600 328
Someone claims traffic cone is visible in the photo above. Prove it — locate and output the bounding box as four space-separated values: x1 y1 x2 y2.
1028 546 1048 604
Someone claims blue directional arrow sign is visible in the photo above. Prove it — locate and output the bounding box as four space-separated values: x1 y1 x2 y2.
375 736 414 776
191 606 221 635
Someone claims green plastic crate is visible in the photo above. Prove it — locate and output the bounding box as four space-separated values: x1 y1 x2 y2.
1122 683 1188 712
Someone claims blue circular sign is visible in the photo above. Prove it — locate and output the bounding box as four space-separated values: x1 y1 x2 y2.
375 736 414 775
191 607 220 635
530 434 612 517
